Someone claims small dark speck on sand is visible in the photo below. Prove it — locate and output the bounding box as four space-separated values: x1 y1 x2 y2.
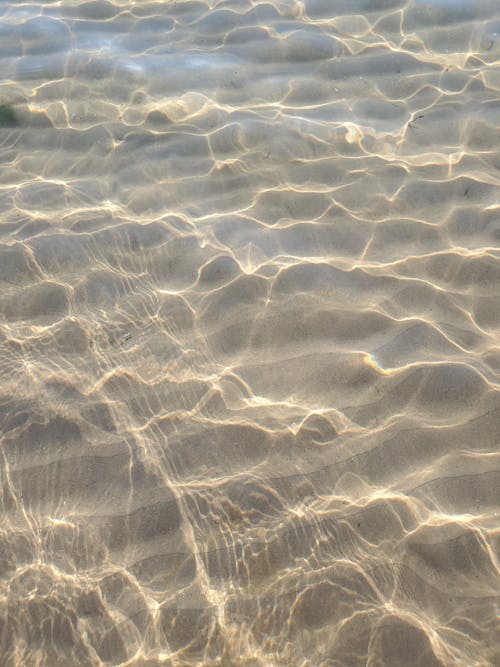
120 332 132 345
0 104 18 127
408 114 424 129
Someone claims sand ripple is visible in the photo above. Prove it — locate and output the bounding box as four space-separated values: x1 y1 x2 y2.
1 0 499 665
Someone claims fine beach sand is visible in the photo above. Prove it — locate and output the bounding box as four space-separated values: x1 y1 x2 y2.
1 1 500 665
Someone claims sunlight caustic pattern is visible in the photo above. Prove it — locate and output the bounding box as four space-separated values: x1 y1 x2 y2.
0 0 500 665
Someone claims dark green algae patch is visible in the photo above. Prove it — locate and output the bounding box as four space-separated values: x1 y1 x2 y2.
0 104 18 127
0 104 52 128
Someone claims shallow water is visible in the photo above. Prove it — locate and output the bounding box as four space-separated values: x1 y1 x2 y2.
1 1 500 665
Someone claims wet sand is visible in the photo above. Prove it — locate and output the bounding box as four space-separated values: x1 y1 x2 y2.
1 1 500 665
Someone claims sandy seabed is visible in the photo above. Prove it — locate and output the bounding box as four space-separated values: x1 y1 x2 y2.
1 1 500 665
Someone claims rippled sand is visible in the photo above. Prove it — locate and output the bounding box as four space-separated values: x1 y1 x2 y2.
1 1 500 665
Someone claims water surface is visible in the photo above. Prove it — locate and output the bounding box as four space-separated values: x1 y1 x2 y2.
1 1 500 665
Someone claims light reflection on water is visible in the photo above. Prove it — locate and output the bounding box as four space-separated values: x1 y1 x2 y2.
0 1 500 665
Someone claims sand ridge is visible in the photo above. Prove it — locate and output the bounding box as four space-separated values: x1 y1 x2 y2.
0 0 499 665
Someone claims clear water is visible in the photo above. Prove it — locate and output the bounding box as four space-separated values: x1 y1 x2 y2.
1 1 500 665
